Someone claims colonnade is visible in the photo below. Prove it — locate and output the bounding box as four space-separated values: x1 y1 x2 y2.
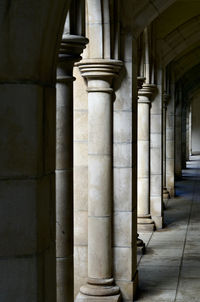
64 22 185 302
1 0 197 301
54 24 190 302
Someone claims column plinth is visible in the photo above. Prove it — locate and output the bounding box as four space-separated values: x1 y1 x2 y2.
56 34 88 302
137 80 156 232
75 59 122 302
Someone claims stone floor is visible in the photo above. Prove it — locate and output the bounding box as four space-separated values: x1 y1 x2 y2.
136 158 200 302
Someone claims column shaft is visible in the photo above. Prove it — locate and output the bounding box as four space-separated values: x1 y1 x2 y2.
137 82 155 232
88 86 112 279
189 107 192 157
150 71 163 229
182 106 187 166
163 94 170 200
175 102 182 179
185 108 189 160
166 96 175 197
56 74 74 302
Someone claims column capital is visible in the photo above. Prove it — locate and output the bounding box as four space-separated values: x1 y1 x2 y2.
163 93 170 107
77 59 123 81
59 34 89 61
57 34 89 83
138 83 157 104
137 76 146 91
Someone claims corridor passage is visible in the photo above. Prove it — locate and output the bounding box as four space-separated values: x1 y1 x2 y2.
136 158 200 302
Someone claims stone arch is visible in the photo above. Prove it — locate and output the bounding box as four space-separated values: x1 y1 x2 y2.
0 0 73 84
0 1 77 301
173 45 200 81
159 15 200 66
180 64 200 95
131 0 178 37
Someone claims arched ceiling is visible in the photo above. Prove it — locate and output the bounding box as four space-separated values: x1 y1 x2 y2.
187 86 200 101
130 0 177 37
124 0 200 100
150 0 200 100
177 64 200 97
173 44 200 81
156 15 200 65
155 1 200 39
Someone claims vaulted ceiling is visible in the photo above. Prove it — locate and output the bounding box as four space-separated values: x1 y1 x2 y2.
153 0 200 100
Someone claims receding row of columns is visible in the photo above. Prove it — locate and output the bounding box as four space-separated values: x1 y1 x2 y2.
137 81 178 232
56 32 125 301
55 33 180 301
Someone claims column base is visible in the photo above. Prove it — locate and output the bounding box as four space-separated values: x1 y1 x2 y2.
137 233 145 255
152 216 164 229
163 187 170 200
169 188 175 198
75 279 121 302
137 244 145 255
137 217 155 232
76 292 121 302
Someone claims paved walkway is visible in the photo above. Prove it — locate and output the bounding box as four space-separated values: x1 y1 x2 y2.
136 159 200 301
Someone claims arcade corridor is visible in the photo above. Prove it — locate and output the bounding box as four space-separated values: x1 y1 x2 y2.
2 1 200 301
137 157 200 302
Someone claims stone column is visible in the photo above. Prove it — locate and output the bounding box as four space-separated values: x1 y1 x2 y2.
76 59 122 302
137 79 156 232
186 106 190 160
189 105 192 157
166 95 175 197
56 34 88 302
175 100 182 179
163 93 170 200
136 77 146 252
150 69 163 229
181 105 187 169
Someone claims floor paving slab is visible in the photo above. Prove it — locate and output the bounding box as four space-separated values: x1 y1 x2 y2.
137 161 200 301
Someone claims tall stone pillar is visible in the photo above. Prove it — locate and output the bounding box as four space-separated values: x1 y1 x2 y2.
175 100 182 179
163 93 170 200
76 59 122 302
166 95 175 197
137 80 156 232
181 105 187 169
56 34 88 302
136 77 146 252
150 68 163 229
185 105 190 162
189 106 192 157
